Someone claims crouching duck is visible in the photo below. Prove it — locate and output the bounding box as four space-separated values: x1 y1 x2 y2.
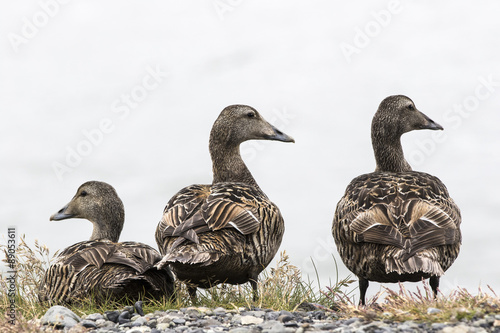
38 181 175 304
155 105 294 299
332 95 462 305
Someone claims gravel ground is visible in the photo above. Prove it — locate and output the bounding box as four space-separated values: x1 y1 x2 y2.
37 304 500 333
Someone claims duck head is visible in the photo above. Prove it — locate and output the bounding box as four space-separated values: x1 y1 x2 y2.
210 105 295 147
50 181 124 242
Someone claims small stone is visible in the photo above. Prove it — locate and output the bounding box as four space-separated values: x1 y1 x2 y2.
67 325 89 333
249 311 266 318
154 310 167 316
146 319 157 329
173 318 186 325
119 311 132 324
201 318 221 327
156 323 170 330
427 307 442 315
41 305 81 328
344 317 361 325
284 321 299 328
123 306 135 314
105 311 121 323
310 310 326 320
86 313 104 321
229 328 254 333
135 317 148 326
278 315 294 323
318 323 337 331
131 315 142 322
135 301 145 316
186 308 201 318
265 312 280 321
97 319 116 328
231 314 242 325
266 322 294 333
157 315 172 324
189 329 205 333
494 320 500 327
196 307 212 315
279 310 294 318
441 324 470 333
80 319 97 328
214 307 226 315
359 322 385 331
473 319 488 327
240 315 264 325
432 323 447 330
126 327 152 333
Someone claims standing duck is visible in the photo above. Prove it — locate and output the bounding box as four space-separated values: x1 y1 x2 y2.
332 95 461 305
38 181 175 304
155 105 294 299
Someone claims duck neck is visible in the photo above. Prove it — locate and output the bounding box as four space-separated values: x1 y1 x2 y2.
89 213 123 243
372 133 412 173
209 139 260 188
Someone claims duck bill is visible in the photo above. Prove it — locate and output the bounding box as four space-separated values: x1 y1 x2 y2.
264 125 295 143
50 204 75 221
419 112 444 131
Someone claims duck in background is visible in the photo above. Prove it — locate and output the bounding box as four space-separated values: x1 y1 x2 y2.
38 181 175 305
155 105 294 300
332 95 461 305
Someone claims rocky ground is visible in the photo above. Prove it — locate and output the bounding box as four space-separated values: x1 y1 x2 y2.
36 304 500 333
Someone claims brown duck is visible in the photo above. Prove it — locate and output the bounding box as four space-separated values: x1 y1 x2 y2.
155 105 294 299
38 181 175 304
332 95 462 305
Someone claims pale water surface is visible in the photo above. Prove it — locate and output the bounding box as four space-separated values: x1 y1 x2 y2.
1 1 499 302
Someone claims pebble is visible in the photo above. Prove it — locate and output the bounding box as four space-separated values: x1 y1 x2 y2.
38 305 500 333
41 305 81 328
427 307 442 314
240 315 263 325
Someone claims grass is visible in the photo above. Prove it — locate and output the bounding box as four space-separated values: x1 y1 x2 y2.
1 236 500 331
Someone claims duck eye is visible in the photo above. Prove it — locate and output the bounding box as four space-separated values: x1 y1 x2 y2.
246 112 255 118
80 190 88 197
407 104 415 111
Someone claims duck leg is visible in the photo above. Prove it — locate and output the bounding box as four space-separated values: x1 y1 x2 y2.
359 277 369 306
249 279 258 301
188 286 197 304
429 276 439 299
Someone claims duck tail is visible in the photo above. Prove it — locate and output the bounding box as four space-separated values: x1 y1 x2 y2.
156 249 220 269
385 252 444 276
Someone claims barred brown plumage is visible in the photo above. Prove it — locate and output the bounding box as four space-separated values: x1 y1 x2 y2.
332 95 462 305
155 105 294 299
38 181 175 304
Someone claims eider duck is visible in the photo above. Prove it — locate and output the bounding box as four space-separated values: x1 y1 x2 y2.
332 95 461 305
155 105 294 299
38 181 175 304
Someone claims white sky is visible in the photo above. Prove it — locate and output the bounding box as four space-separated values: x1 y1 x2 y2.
1 1 499 301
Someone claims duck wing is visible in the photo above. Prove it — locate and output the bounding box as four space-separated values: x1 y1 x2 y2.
39 240 176 303
336 172 461 258
157 183 262 249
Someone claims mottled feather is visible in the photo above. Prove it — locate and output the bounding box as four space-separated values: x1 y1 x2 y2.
332 96 461 305
155 105 293 296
